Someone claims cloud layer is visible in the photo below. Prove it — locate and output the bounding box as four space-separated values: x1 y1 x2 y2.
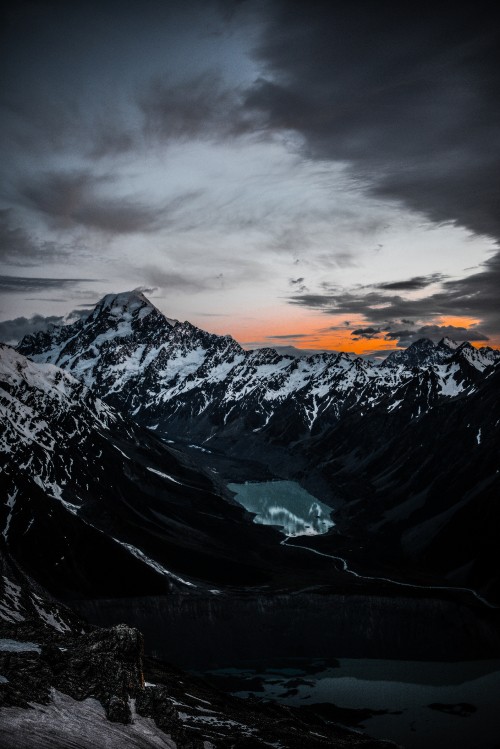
246 3 500 242
289 250 500 339
0 2 498 350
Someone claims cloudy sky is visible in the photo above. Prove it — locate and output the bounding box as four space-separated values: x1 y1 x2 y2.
1 1 499 354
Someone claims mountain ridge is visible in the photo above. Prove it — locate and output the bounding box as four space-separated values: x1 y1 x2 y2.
16 290 500 448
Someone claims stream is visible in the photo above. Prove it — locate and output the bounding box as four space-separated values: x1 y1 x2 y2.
229 480 498 610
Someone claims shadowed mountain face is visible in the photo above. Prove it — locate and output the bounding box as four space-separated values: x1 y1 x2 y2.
300 365 500 599
1 344 341 599
15 291 500 600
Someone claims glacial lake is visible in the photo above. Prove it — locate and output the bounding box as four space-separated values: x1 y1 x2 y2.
203 657 500 749
227 480 334 537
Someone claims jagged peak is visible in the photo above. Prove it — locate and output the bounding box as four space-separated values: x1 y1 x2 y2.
407 337 435 350
247 346 293 362
438 336 460 350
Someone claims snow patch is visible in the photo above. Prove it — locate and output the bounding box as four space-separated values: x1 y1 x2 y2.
0 577 25 623
0 689 177 748
2 489 18 541
0 638 40 653
110 537 196 588
31 594 71 633
146 467 183 485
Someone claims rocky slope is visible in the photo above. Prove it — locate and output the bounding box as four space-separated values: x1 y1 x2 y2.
302 364 500 600
0 549 398 748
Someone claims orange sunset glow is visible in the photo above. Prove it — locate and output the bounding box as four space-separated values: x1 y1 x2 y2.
207 312 498 357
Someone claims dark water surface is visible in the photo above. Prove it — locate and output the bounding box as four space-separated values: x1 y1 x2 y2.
201 657 500 749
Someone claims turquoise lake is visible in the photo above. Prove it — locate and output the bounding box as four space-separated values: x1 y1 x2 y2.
227 480 335 537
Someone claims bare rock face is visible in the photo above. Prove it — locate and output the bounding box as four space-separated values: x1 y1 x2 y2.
0 649 52 708
55 624 144 723
0 623 144 723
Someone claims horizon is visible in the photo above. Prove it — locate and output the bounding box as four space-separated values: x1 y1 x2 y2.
2 286 496 361
1 2 499 355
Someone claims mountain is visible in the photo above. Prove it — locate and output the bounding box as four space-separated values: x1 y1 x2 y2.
300 363 500 599
18 290 499 456
14 291 500 599
1 343 333 600
3 292 500 747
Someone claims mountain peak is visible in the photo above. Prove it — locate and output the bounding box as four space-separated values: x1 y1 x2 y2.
408 338 435 350
99 289 152 309
439 336 460 350
92 290 176 326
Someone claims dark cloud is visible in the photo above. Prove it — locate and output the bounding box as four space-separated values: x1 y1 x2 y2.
384 324 489 346
86 120 136 160
289 250 500 335
377 274 444 291
384 329 418 346
351 327 381 340
0 313 64 345
0 209 67 266
0 275 96 293
17 171 204 237
20 171 166 234
417 324 489 342
384 329 416 340
1 91 136 162
266 333 310 340
247 3 500 243
288 276 308 292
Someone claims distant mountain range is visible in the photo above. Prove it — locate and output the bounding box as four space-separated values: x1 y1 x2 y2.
18 289 499 442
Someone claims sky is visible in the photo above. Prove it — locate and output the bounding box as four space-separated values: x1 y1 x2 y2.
1 0 499 355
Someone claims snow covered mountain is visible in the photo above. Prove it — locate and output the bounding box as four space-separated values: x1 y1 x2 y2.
9 291 500 600
17 290 500 450
0 344 311 599
3 293 499 745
